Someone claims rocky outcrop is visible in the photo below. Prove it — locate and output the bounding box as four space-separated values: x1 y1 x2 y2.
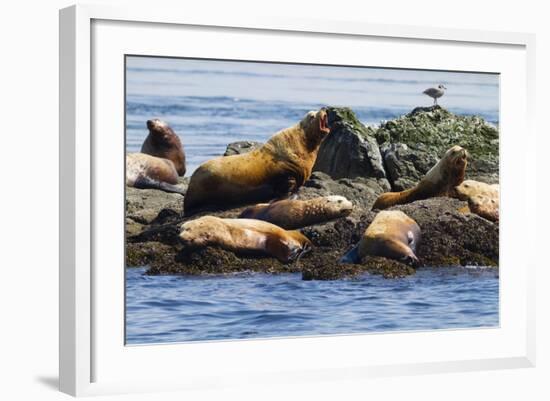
375 106 499 189
125 105 499 280
313 108 389 188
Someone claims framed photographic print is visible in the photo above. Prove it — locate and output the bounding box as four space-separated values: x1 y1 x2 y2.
59 4 536 397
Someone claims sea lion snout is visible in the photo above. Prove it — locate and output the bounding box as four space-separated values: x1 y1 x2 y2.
146 118 166 130
326 195 353 212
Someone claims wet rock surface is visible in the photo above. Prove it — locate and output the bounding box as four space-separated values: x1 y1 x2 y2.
126 106 499 280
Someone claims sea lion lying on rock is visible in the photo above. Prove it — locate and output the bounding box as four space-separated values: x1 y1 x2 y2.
239 196 353 229
340 210 421 265
141 119 186 176
451 180 499 222
179 216 312 263
184 108 331 215
372 145 468 210
126 153 186 195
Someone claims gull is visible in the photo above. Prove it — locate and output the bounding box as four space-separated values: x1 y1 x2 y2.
423 84 447 105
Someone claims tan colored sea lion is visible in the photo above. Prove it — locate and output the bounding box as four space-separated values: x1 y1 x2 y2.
183 108 331 216
451 180 499 222
179 216 312 263
141 119 186 176
239 196 353 229
340 210 421 265
372 145 468 210
126 153 185 195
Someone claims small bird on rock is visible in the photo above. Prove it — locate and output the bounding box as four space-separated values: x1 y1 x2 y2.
423 84 447 105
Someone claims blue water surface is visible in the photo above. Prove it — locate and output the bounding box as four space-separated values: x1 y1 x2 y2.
126 267 499 345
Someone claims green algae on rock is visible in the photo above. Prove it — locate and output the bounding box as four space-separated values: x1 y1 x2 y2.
375 105 499 188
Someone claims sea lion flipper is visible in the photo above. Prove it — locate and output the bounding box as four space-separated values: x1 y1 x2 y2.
134 175 186 195
339 245 361 264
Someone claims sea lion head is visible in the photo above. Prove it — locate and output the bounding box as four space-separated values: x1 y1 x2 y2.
300 108 331 146
443 145 468 186
146 119 177 143
319 195 353 217
179 216 224 247
445 145 468 170
144 119 186 176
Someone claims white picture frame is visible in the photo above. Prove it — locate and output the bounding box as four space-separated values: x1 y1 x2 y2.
59 4 536 397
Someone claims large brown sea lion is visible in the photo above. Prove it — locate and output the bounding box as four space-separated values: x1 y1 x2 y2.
372 145 468 210
126 153 185 195
239 196 353 229
340 210 421 265
141 119 186 176
183 108 331 216
179 216 312 263
451 180 499 222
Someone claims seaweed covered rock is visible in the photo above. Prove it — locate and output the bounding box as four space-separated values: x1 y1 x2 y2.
314 107 389 186
302 257 414 280
375 105 499 188
391 197 499 267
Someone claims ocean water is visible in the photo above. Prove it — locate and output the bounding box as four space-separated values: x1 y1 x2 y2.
126 56 499 174
125 56 499 344
126 267 499 345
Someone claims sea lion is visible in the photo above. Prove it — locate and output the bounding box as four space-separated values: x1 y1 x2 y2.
340 210 421 265
184 108 331 216
179 216 312 263
126 153 185 195
239 196 353 229
372 145 468 210
451 180 499 222
141 119 186 176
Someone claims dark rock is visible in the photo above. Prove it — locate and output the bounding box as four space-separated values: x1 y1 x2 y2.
223 141 263 156
126 177 188 226
302 257 414 280
375 105 499 188
390 197 499 267
298 171 389 210
314 107 390 187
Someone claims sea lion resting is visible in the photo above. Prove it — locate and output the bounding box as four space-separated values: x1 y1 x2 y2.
372 145 468 210
126 153 185 195
451 180 499 222
179 216 312 263
184 108 332 216
141 119 186 176
340 210 421 266
239 196 353 229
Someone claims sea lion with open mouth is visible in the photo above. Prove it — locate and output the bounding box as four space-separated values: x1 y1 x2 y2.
184 108 332 216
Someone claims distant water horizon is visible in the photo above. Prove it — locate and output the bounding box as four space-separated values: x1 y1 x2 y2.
126 56 499 174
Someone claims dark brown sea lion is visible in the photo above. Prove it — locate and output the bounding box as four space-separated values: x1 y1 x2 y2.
141 119 186 176
183 108 331 216
239 196 353 229
340 210 421 265
372 145 468 210
179 216 312 263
